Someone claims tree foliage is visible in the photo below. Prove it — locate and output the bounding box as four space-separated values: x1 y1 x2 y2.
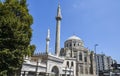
0 0 35 75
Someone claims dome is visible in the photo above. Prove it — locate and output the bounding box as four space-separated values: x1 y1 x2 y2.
67 35 81 41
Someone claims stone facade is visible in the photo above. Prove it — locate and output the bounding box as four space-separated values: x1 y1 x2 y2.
21 46 96 76
60 35 96 76
21 35 96 76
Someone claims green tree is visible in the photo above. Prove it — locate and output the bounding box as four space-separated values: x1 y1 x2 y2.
0 0 35 75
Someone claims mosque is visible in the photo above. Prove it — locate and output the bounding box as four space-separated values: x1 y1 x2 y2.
21 3 96 76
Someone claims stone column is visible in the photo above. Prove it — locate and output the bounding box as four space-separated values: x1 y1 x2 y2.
92 52 96 75
36 72 39 76
88 52 90 74
20 71 24 76
76 63 79 76
77 51 79 61
83 64 85 75
82 51 84 62
25 71 28 76
87 52 90 74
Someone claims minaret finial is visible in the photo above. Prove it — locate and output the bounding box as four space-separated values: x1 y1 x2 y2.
56 1 62 20
47 29 50 39
46 29 50 54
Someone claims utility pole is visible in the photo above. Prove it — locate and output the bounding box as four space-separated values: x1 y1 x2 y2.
94 44 98 76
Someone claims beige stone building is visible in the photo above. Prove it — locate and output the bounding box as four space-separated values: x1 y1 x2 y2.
60 35 96 76
21 3 96 76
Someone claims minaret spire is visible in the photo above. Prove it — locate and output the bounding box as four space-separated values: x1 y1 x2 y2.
56 3 62 20
46 29 50 54
55 3 62 56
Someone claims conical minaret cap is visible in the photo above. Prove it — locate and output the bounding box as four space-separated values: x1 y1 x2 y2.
46 29 50 54
46 29 50 41
56 3 62 20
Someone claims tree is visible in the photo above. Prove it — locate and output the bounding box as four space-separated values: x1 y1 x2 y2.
0 0 35 75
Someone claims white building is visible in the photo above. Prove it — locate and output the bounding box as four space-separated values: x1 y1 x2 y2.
96 54 113 71
21 3 96 76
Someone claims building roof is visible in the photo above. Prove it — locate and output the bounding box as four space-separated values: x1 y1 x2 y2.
67 35 82 41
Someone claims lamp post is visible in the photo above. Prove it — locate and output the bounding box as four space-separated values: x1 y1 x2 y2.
94 44 98 76
94 44 98 55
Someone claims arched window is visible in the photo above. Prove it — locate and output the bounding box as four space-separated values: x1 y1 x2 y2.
69 44 71 47
66 44 68 47
84 52 87 62
71 62 74 67
79 52 82 61
74 43 75 46
74 52 77 58
67 61 69 68
51 66 59 76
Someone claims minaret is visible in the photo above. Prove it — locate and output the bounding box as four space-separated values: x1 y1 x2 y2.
46 29 50 54
55 3 62 56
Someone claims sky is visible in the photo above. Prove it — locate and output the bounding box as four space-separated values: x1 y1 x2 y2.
27 0 120 63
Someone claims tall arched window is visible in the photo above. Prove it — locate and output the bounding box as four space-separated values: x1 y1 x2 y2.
84 52 87 62
67 61 69 68
74 43 75 46
74 52 77 58
66 44 68 47
79 52 82 61
69 43 71 47
71 62 74 67
51 66 59 76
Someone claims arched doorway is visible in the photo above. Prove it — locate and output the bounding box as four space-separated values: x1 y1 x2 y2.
51 66 59 76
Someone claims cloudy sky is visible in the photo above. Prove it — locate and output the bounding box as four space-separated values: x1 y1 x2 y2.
27 0 120 63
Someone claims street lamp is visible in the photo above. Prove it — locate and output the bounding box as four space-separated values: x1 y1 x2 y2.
94 44 98 54
94 44 99 76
